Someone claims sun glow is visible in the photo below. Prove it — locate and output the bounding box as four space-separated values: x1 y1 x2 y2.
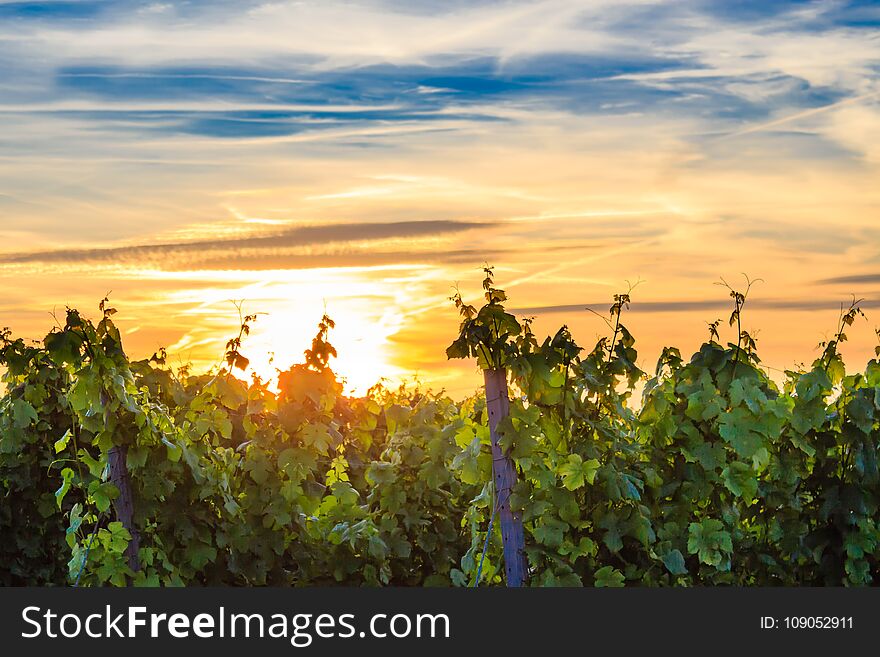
243 304 407 396
157 267 423 396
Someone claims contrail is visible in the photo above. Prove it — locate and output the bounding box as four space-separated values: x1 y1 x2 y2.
717 89 880 141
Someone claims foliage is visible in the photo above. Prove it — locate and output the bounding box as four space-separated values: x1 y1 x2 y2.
1 305 480 586
447 275 880 586
1 273 879 587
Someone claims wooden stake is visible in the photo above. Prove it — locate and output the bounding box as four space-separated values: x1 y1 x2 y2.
483 368 528 587
108 445 140 576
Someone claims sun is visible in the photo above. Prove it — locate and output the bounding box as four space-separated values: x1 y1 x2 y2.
239 299 406 397
156 266 430 396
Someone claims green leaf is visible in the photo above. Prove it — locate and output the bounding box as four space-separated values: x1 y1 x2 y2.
729 378 767 414
366 461 397 486
215 377 248 408
532 517 567 548
90 482 119 513
162 437 182 463
558 454 600 490
44 329 83 365
685 441 726 471
54 429 73 454
718 407 766 459
594 566 625 587
300 424 331 455
55 468 74 509
626 513 655 547
12 399 39 429
451 437 484 486
66 370 102 417
126 446 149 470
446 336 470 361
661 549 688 576
847 391 874 435
186 542 218 569
721 461 758 503
560 537 597 561
687 519 733 568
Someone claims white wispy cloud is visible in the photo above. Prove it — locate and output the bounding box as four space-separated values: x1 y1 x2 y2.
1 1 879 392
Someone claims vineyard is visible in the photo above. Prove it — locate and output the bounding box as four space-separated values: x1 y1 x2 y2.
1 269 879 587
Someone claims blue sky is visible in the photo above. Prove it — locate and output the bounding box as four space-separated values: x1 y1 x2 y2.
1 2 875 136
0 0 879 392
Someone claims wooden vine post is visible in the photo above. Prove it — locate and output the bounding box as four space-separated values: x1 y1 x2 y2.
483 368 528 587
108 445 141 576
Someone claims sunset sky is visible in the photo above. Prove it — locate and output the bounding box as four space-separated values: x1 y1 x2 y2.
1 0 879 396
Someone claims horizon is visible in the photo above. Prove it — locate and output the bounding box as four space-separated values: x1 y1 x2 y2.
1 0 879 396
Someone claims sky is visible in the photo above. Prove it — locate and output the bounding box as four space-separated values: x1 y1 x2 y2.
0 0 879 396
